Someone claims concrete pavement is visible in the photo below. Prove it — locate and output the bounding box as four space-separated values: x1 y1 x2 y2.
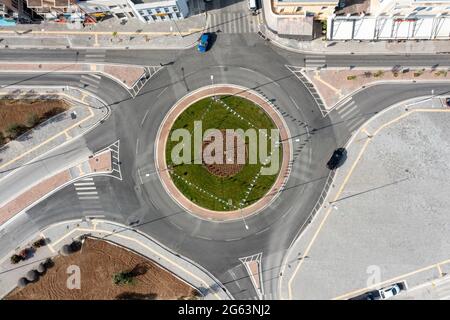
280 95 450 299
0 218 232 300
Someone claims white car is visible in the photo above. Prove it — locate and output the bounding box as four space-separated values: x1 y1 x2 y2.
378 284 401 299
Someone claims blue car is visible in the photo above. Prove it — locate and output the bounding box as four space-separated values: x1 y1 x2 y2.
197 33 210 53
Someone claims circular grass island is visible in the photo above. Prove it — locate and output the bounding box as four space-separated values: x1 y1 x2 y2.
165 95 282 212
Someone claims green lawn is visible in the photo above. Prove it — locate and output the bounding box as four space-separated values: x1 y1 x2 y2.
165 95 282 211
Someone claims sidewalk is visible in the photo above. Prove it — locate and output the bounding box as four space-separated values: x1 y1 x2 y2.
260 0 450 55
0 87 108 184
279 95 450 299
0 219 232 300
0 12 206 49
0 149 112 226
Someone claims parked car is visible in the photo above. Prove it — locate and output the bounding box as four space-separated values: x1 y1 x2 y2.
326 147 347 170
445 97 450 107
378 284 401 299
197 33 210 53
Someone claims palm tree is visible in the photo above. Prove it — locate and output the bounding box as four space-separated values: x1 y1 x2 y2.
25 270 39 282
17 277 28 288
60 244 71 256
37 263 46 274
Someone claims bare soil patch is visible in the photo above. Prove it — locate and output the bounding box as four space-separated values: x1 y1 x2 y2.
5 238 198 300
0 99 69 145
202 129 248 177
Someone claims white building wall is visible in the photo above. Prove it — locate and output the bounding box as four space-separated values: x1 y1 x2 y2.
328 14 450 40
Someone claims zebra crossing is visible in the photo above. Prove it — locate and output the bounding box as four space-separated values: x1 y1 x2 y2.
206 12 259 34
129 66 162 98
286 65 327 115
108 140 122 180
304 55 326 69
188 0 205 15
335 97 367 133
84 49 106 63
78 73 102 94
74 177 106 218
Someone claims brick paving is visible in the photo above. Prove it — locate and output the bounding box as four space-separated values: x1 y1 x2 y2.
89 150 112 173
0 63 146 90
304 68 450 109
155 85 292 222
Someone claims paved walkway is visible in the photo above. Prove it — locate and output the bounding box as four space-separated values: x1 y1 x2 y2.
260 0 450 55
0 219 232 300
155 84 292 221
0 62 150 90
0 13 206 49
299 67 450 110
279 95 450 299
0 149 112 226
0 87 108 183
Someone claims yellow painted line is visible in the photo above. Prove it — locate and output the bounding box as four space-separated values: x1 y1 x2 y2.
313 75 342 95
361 128 372 137
0 107 94 170
286 107 450 299
40 232 56 254
77 164 84 176
333 258 450 300
0 30 196 36
47 225 222 299
64 131 71 139
437 264 444 277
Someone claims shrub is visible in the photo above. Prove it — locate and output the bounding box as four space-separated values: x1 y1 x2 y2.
27 113 41 127
32 238 46 248
10 254 23 264
347 75 357 80
0 132 6 146
113 271 135 285
6 123 27 139
374 70 384 78
364 71 372 78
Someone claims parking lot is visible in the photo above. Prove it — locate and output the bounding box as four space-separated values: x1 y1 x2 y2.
285 99 450 300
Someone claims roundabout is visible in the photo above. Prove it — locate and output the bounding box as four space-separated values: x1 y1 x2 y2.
155 85 293 221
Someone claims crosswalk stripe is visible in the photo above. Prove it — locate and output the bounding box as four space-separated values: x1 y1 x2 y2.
77 191 98 195
339 104 358 118
337 99 355 112
74 182 95 186
78 196 99 200
346 117 366 131
75 186 97 190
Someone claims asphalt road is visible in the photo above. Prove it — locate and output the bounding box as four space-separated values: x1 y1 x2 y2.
0 33 449 300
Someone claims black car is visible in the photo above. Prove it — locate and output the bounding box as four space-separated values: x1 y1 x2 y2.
326 148 347 170
446 97 450 107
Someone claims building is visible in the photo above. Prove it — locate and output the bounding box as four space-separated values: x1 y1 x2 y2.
271 0 340 20
1 0 34 20
369 0 450 17
83 0 189 22
327 0 450 40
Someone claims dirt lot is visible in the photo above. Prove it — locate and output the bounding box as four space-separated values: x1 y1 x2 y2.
0 99 69 142
6 239 198 300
